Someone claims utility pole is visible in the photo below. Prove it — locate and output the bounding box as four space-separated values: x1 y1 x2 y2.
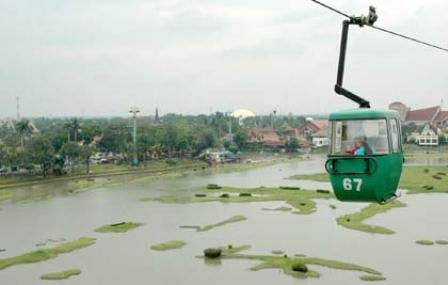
129 107 140 166
16 97 20 121
226 112 233 143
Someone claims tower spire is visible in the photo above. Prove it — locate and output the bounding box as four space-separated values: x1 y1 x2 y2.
155 107 160 124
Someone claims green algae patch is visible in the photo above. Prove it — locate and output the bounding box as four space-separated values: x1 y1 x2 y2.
416 240 435 246
207 184 222 189
151 240 186 251
207 246 382 280
288 173 329 182
289 166 448 194
360 275 386 281
94 222 143 233
263 206 292 212
197 215 247 232
399 166 448 193
40 269 81 280
142 185 333 215
279 186 301 190
0 237 95 270
336 201 406 234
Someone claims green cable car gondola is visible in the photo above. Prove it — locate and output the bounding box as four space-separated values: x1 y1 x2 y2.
325 9 404 204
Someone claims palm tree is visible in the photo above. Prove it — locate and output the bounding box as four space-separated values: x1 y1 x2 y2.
64 119 81 143
15 119 33 148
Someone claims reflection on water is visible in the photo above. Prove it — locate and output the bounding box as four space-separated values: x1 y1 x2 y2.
0 155 447 285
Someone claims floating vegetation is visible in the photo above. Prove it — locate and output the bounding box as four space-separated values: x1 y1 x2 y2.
422 185 434 190
194 194 207 198
141 185 333 215
316 189 330 194
179 225 201 230
291 262 308 273
0 237 95 270
272 250 284 255
204 248 222 258
288 173 329 182
197 215 247 232
262 206 292 212
207 184 222 190
151 240 186 251
219 193 230 198
239 192 252 197
329 204 337 210
435 240 448 245
0 249 6 253
416 240 435 246
94 222 143 233
40 269 81 280
202 245 383 280
360 275 387 281
290 166 448 194
336 201 406 234
279 186 301 190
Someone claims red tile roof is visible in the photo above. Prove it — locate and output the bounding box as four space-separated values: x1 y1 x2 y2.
434 111 448 122
405 106 440 122
311 120 329 130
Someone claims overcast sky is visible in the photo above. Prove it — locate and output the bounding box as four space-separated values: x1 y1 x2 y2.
1 0 447 117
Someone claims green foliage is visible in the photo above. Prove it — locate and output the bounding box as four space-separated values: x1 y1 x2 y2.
336 201 407 234
0 237 95 270
197 215 247 232
286 138 299 152
360 275 386 281
40 269 81 280
94 222 143 233
416 240 435 245
151 240 186 251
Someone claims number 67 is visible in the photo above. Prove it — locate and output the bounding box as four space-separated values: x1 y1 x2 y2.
343 178 362 191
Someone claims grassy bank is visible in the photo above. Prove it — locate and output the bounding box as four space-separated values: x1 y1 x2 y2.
94 222 143 233
150 240 187 251
0 237 95 270
40 269 81 280
142 185 333 215
336 201 407 234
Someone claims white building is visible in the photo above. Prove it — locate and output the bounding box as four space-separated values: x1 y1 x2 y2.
418 124 439 146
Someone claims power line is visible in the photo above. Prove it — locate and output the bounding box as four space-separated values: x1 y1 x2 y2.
368 25 448 52
309 0 350 19
309 0 448 53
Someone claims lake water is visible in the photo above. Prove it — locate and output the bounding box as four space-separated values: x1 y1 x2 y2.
0 155 447 285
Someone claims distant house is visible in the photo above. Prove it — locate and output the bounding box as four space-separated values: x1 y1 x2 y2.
247 127 285 148
389 102 448 130
279 123 310 149
417 124 439 146
298 120 329 137
311 124 329 148
297 119 329 148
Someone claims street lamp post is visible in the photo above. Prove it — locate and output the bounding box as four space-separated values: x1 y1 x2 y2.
129 107 140 166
